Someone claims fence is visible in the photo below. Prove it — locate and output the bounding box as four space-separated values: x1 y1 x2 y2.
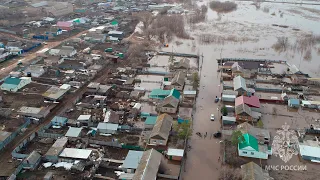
88 139 122 148
11 132 36 159
0 119 31 151
0 28 16 34
121 144 143 151
37 122 64 139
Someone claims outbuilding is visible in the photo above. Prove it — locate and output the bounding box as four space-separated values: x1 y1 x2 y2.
288 99 300 108
166 148 184 161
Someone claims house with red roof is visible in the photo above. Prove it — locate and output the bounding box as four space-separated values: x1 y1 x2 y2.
56 21 73 31
235 95 261 112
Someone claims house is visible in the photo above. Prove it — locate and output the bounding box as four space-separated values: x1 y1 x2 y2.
84 32 106 43
87 82 100 94
170 71 186 90
77 115 92 126
157 96 179 114
149 89 173 99
144 116 158 129
299 144 320 162
122 150 144 173
0 77 31 92
238 133 271 160
51 116 68 126
241 162 274 180
49 46 77 57
97 123 119 134
18 106 51 119
235 96 260 112
149 114 173 146
108 31 124 39
42 84 71 101
174 58 190 70
132 149 162 180
235 103 254 122
58 60 85 70
232 62 259 78
165 148 184 161
22 151 41 170
56 21 73 31
59 148 92 160
97 85 112 95
237 122 270 144
233 76 247 95
65 127 82 138
178 107 192 124
288 98 300 108
45 137 68 162
104 110 120 124
23 65 46 77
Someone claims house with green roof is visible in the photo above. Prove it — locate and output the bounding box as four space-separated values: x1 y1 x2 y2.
149 88 180 100
0 77 31 92
238 133 271 160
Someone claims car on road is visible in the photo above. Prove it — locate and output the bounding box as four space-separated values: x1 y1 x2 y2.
210 114 215 121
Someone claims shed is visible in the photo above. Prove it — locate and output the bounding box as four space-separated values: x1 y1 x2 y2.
299 145 320 162
44 172 53 180
59 148 92 160
122 150 144 173
45 137 68 162
65 127 82 138
22 151 41 170
183 90 196 98
144 116 158 129
222 116 236 125
97 123 119 134
166 148 184 161
222 94 236 102
51 116 68 126
288 99 300 108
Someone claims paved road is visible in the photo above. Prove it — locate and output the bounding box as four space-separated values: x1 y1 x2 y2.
0 30 87 79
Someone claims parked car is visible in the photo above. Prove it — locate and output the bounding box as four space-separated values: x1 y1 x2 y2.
210 114 215 121
213 131 221 138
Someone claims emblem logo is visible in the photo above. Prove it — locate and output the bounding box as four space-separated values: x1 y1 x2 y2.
272 123 299 163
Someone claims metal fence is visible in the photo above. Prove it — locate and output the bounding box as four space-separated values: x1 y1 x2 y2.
0 119 31 151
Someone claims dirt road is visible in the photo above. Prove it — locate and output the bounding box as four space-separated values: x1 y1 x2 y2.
0 66 110 177
0 30 87 79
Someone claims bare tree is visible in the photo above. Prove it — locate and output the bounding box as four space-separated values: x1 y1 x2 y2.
134 12 154 30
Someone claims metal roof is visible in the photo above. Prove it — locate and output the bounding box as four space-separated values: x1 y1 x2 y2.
97 123 119 131
288 98 300 105
0 131 12 142
145 116 157 125
150 114 173 141
133 149 162 180
233 76 247 91
65 127 82 137
122 150 144 169
167 148 184 157
43 86 69 100
222 116 236 122
77 115 91 121
183 90 196 95
51 116 68 123
299 145 320 159
59 148 92 159
239 133 259 151
24 151 41 164
235 96 260 108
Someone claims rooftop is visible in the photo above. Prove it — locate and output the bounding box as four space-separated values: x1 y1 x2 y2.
97 123 119 131
0 131 12 142
122 150 144 169
233 76 247 91
132 149 162 180
145 116 158 125
167 148 184 157
65 127 82 137
59 148 92 159
150 114 173 141
235 96 260 108
239 133 259 151
299 144 320 159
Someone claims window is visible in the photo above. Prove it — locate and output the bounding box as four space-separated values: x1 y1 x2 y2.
243 151 247 154
159 140 163 144
153 140 157 144
251 152 254 155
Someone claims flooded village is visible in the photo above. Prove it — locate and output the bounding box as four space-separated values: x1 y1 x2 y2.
0 0 319 180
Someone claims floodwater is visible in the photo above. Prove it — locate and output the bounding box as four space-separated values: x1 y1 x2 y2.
162 1 320 179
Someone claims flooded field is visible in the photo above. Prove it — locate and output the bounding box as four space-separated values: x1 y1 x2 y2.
162 0 320 179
